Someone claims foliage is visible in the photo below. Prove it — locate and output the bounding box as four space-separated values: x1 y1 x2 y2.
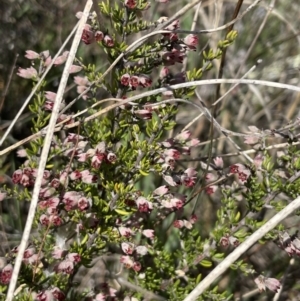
1 1 300 301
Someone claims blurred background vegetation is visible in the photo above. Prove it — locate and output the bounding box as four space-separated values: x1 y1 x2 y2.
1 0 300 300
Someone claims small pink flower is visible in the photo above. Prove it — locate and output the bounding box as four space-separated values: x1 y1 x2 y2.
121 73 131 86
62 191 80 210
229 236 239 247
41 50 50 59
36 290 54 301
54 51 69 66
81 24 94 44
213 157 224 168
121 242 135 255
244 135 260 145
253 154 263 169
219 236 229 247
107 152 117 163
81 170 97 183
162 50 185 65
12 169 23 184
186 138 200 147
142 229 154 239
0 264 13 284
181 167 197 187
52 247 67 259
133 261 142 272
25 50 39 60
255 275 281 293
165 19 179 31
45 91 57 101
163 174 180 186
120 255 134 268
44 55 52 67
174 220 184 228
183 34 198 50
119 227 134 237
50 287 65 301
39 187 56 198
164 149 180 159
67 252 81 263
54 259 74 274
16 149 27 157
78 196 91 211
190 214 197 224
130 75 139 87
95 31 104 42
136 246 148 256
23 247 36 259
135 109 152 120
176 131 191 141
70 170 82 180
153 185 169 196
125 0 137 9
49 215 63 226
74 76 90 86
103 35 114 47
95 293 106 301
205 185 218 195
69 65 82 74
138 74 152 87
17 66 38 79
160 67 170 79
136 197 153 212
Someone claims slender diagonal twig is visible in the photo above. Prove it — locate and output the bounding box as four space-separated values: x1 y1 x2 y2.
5 1 93 300
183 195 300 301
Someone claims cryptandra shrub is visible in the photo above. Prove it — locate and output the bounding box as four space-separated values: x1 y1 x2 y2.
2 1 300 301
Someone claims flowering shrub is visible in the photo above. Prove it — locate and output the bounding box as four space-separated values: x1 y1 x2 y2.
2 1 300 301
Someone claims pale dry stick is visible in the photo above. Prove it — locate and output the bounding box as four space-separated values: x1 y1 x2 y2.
183 195 300 301
0 20 80 147
235 0 276 78
61 0 261 114
4 1 93 300
182 1 202 72
181 61 260 133
235 288 260 301
1 78 300 157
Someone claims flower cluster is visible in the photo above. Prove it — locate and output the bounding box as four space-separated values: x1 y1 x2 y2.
278 232 300 257
0 262 13 285
229 163 251 183
254 275 281 293
120 242 148 272
81 24 113 46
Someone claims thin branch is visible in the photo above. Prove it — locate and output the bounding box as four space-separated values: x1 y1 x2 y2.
183 195 300 301
1 78 300 157
4 1 93 300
